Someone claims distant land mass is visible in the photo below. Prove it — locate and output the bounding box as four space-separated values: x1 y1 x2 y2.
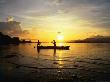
0 32 31 45
68 35 110 43
1 32 110 44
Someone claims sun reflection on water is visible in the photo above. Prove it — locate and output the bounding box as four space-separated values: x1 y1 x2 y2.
58 43 64 46
58 50 64 68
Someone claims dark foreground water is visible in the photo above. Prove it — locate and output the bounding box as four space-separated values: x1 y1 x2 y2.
0 43 110 82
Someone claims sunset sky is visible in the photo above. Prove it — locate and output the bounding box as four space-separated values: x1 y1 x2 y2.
0 0 110 41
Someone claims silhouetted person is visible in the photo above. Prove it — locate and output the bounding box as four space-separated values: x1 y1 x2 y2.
37 40 41 46
52 40 56 47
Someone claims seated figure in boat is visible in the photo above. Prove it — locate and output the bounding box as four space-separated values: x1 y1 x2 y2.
37 40 41 46
52 40 56 47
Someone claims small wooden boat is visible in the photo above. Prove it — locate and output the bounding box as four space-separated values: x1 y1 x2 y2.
37 46 70 50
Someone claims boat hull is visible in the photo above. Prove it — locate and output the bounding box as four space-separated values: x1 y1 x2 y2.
37 46 70 50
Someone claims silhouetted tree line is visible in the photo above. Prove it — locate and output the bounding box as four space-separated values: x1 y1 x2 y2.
0 32 20 44
0 32 31 44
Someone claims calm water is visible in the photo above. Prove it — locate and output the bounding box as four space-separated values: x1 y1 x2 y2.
0 43 110 81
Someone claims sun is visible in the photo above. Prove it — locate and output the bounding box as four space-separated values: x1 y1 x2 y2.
57 35 64 41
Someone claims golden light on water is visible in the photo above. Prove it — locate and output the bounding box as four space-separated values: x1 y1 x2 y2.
58 43 63 46
58 50 63 68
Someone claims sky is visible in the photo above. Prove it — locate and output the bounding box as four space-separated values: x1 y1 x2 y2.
0 0 110 41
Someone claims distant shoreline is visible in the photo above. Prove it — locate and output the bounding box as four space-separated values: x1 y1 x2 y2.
1 32 110 44
1 42 110 45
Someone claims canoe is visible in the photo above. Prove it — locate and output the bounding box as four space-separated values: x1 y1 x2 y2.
37 46 70 50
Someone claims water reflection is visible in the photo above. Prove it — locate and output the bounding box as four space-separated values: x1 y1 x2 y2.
37 48 40 54
1 43 110 81
58 50 64 68
58 43 63 46
36 48 40 60
52 49 64 68
36 48 64 68
53 49 57 65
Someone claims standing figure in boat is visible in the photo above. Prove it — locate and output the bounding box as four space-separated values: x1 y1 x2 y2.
37 40 41 46
52 40 56 47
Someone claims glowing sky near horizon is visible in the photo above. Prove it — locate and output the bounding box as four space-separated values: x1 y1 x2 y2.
0 0 110 41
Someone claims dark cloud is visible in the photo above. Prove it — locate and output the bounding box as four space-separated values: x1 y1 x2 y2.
22 30 30 34
0 21 22 36
0 0 6 4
